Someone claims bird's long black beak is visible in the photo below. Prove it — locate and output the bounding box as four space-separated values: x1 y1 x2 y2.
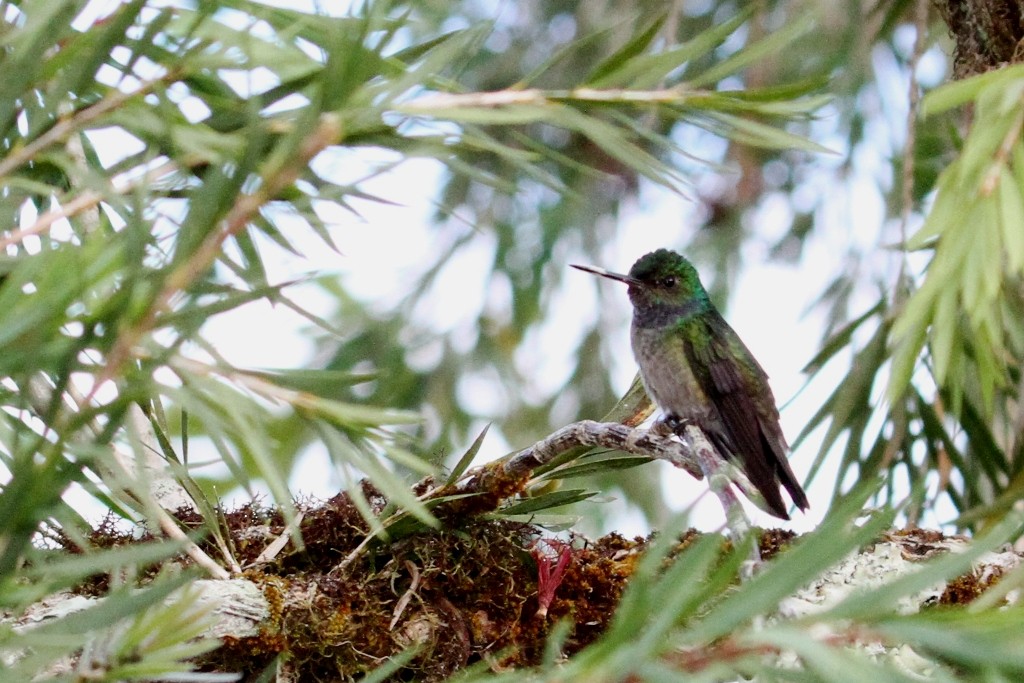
571 263 642 287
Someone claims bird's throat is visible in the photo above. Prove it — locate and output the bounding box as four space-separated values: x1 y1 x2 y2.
632 299 706 329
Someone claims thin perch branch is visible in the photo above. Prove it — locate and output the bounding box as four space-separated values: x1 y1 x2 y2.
337 420 705 571
682 424 760 566
510 419 704 480
438 419 706 509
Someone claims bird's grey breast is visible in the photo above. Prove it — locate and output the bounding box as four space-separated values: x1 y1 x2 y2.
630 322 711 422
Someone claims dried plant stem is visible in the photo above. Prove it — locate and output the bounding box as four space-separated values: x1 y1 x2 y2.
153 506 233 580
0 75 169 181
399 86 701 113
899 0 927 233
0 161 178 250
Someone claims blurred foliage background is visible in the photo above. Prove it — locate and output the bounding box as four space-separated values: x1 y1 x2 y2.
290 0 1024 534
3 0 1024 542
4 0 1024 677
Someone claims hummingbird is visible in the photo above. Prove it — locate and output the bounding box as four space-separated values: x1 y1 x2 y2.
572 249 809 520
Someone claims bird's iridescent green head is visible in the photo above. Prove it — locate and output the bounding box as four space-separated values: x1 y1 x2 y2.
572 249 710 319
625 249 708 309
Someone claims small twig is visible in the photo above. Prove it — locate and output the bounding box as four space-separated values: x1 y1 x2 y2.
251 511 305 566
0 161 178 251
389 560 422 630
891 0 928 313
398 86 700 114
682 425 761 568
23 373 232 577
0 74 171 181
438 419 706 508
336 533 378 574
0 189 98 250
153 506 232 580
898 0 927 235
124 403 198 513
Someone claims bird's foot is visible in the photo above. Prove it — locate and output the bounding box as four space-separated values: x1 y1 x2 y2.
650 418 673 437
654 413 689 437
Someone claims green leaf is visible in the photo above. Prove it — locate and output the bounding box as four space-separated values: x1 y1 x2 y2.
801 300 884 374
20 540 186 588
793 320 887 474
297 395 421 428
702 110 835 153
586 14 668 86
50 0 148 113
541 455 652 480
319 426 437 529
687 12 816 88
0 0 80 139
446 423 491 485
598 530 727 659
247 368 378 395
999 166 1024 273
397 102 553 125
877 607 1024 673
555 104 682 191
688 481 891 643
754 626 925 683
500 488 597 515
360 647 422 683
590 10 749 89
922 64 1024 117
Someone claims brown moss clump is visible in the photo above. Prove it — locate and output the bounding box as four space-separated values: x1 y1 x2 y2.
50 513 158 596
685 527 795 564
879 528 1012 608
286 484 382 567
205 515 594 681
939 566 1007 606
431 461 533 519
758 528 798 561
193 484 690 682
62 483 809 682
273 520 541 680
531 532 647 658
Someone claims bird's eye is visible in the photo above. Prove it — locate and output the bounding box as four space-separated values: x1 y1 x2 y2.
662 276 676 288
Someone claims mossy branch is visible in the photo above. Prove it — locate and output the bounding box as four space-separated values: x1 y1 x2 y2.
445 418 707 508
13 528 1020 681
